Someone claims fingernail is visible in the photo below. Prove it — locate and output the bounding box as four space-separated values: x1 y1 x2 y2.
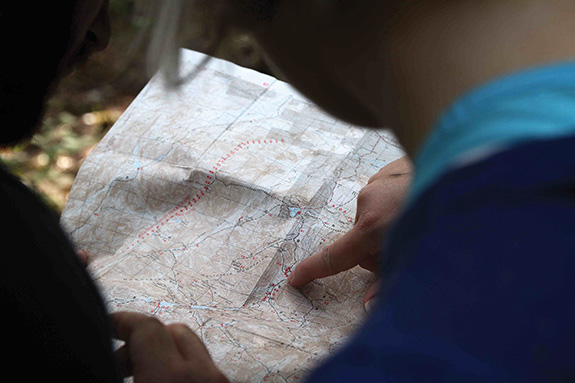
364 298 377 314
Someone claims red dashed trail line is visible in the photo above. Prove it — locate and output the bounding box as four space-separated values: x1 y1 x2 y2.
119 138 286 254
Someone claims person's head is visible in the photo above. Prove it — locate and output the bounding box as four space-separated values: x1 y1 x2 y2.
224 1 397 128
154 0 405 140
159 0 575 158
0 0 110 146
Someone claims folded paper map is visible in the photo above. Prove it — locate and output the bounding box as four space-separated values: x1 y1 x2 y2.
61 49 404 382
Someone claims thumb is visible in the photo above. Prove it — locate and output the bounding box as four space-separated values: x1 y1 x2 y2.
288 224 379 287
363 281 379 314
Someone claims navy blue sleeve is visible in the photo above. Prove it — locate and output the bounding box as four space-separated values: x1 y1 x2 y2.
306 135 575 382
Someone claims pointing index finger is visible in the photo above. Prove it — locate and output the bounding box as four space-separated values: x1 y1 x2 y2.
287 225 377 287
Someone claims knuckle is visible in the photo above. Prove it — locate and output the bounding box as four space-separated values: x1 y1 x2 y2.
167 323 190 334
367 172 380 184
141 315 164 329
114 311 165 334
167 323 197 342
354 211 380 233
136 316 167 339
320 245 338 273
356 185 371 202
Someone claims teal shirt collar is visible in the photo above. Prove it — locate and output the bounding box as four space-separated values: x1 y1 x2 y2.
408 61 575 205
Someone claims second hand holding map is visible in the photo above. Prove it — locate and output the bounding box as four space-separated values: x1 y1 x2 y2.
61 49 404 382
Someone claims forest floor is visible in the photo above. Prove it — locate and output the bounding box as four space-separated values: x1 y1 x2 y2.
1 0 268 214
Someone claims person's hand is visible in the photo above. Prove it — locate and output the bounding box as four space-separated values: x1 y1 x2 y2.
76 249 90 266
111 311 229 383
287 156 412 310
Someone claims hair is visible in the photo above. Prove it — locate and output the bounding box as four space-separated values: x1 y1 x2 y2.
0 1 79 145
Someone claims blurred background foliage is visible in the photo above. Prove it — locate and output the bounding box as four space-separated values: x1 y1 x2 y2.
1 0 271 214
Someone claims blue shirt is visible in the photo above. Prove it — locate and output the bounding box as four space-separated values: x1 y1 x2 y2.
308 62 575 382
410 61 575 204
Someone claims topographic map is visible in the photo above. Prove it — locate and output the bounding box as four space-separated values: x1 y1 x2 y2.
61 49 404 382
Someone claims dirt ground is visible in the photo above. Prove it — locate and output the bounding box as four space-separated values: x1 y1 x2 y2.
1 0 270 214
